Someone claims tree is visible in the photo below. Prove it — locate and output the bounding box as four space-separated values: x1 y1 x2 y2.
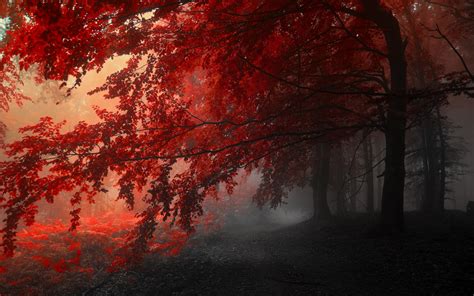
332 141 346 215
399 0 472 213
0 0 472 255
312 143 332 221
363 133 375 213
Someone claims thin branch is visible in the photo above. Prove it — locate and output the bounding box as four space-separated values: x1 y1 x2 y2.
434 24 474 81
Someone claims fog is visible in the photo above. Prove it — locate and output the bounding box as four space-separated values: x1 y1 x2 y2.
446 97 474 209
1 2 474 295
2 65 473 226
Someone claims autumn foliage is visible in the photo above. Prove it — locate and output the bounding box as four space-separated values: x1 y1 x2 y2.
0 211 192 293
0 0 472 277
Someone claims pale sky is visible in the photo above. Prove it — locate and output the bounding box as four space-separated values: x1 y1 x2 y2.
1 56 129 142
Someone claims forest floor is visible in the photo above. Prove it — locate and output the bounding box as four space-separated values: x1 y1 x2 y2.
3 210 474 295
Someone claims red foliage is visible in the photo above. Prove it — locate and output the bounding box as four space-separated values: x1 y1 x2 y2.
0 0 470 265
0 0 383 255
0 209 205 293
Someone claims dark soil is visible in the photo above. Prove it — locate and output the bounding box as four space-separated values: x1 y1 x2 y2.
81 211 474 296
2 211 472 295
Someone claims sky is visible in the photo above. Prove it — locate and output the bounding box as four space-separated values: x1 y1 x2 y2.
1 56 128 142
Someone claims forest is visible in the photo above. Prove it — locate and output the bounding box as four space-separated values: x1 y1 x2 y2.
0 0 473 295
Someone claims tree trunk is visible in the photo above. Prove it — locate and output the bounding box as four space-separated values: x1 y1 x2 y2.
435 106 447 212
420 117 439 212
362 0 408 233
334 142 346 215
312 143 332 221
363 133 375 214
349 157 358 212
374 134 384 211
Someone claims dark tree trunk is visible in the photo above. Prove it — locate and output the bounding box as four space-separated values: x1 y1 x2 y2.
349 157 358 212
374 134 384 211
420 117 439 213
334 142 346 215
312 145 320 218
380 96 406 233
362 0 408 233
312 143 332 221
435 106 447 212
363 134 375 214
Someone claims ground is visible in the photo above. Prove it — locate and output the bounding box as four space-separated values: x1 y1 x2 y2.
3 211 474 295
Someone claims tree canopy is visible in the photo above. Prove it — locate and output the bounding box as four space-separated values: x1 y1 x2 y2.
0 0 472 255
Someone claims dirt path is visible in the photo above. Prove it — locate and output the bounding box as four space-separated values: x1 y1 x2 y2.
87 212 474 296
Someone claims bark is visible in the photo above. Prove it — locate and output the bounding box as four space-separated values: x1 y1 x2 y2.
348 155 358 212
373 135 384 211
363 133 375 213
333 142 346 215
435 106 447 212
420 117 439 213
312 143 332 221
362 0 408 233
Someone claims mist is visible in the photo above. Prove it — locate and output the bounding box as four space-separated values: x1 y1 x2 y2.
1 1 474 295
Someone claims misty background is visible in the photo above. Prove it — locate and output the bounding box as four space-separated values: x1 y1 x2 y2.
1 58 473 228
